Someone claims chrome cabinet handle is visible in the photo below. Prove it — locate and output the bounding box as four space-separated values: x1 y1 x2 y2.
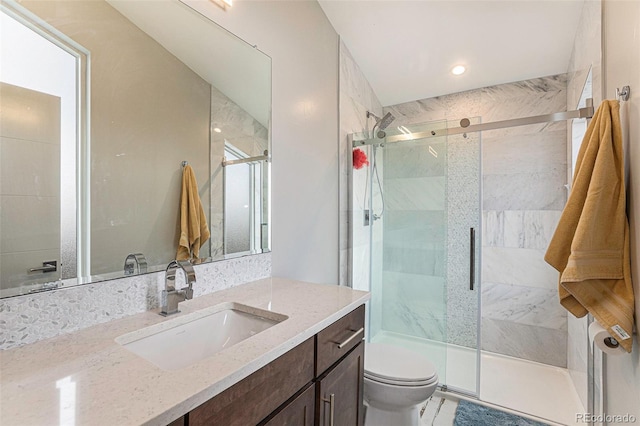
29 261 57 273
322 393 335 426
337 327 364 349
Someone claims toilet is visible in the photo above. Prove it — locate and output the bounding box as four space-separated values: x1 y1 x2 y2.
364 343 439 426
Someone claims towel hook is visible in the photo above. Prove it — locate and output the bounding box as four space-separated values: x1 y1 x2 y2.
181 161 188 167
616 86 630 101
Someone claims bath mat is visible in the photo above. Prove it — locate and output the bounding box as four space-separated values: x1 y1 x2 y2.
453 400 550 426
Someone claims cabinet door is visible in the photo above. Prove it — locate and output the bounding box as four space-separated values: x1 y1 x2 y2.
166 416 185 426
316 342 364 426
189 337 314 426
261 384 315 426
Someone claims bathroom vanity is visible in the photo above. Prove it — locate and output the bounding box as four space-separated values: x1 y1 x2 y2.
184 305 365 426
0 278 369 425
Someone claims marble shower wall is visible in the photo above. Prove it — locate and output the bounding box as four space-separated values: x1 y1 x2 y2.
338 40 383 337
565 0 602 412
385 74 569 366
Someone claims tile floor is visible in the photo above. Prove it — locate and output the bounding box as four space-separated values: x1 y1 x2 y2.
419 395 458 426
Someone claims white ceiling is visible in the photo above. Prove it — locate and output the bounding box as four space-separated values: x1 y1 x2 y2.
319 0 586 106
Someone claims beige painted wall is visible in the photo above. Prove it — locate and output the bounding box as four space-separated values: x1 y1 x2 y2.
21 0 212 275
182 0 340 285
603 0 640 422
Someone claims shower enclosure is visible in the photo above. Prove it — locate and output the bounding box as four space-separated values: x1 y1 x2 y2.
348 80 597 423
350 118 481 396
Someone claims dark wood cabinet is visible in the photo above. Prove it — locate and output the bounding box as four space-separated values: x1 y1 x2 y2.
316 306 365 376
316 341 365 426
261 384 315 426
177 305 365 426
167 417 185 426
189 337 315 426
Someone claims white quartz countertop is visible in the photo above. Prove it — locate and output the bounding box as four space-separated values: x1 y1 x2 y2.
0 277 370 426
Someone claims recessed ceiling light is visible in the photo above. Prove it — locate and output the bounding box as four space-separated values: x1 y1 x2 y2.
451 65 466 75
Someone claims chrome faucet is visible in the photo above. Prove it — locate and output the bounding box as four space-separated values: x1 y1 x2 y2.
160 260 196 316
124 253 148 275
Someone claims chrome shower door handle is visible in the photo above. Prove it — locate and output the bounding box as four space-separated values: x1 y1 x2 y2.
322 393 335 426
469 228 475 290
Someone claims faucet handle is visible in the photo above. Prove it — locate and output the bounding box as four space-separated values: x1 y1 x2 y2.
183 287 194 300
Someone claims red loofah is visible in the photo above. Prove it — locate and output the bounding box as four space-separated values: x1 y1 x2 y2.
353 148 369 170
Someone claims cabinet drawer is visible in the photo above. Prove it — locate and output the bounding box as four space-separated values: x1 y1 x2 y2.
315 305 365 376
189 337 315 426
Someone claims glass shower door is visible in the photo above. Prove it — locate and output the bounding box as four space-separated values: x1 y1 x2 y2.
362 117 481 396
369 125 450 386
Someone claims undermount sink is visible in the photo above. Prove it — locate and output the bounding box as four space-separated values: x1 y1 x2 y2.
115 302 288 370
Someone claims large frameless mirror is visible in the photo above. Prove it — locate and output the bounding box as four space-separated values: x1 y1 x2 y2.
0 0 272 298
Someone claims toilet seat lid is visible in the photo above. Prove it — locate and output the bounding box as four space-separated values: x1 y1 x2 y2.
365 373 437 387
365 343 438 383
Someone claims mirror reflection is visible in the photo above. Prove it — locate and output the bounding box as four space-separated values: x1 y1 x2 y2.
0 0 272 298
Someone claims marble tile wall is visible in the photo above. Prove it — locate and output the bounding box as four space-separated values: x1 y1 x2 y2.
338 40 383 337
566 0 602 412
479 75 569 367
481 208 566 362
0 253 271 350
383 74 570 366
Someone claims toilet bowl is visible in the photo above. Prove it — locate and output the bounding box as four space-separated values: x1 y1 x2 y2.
364 343 438 426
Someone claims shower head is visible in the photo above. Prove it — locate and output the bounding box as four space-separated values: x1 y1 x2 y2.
367 111 396 138
377 112 395 131
367 111 396 130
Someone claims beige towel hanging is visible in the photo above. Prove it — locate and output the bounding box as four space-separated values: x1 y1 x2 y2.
176 165 210 262
545 100 634 352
